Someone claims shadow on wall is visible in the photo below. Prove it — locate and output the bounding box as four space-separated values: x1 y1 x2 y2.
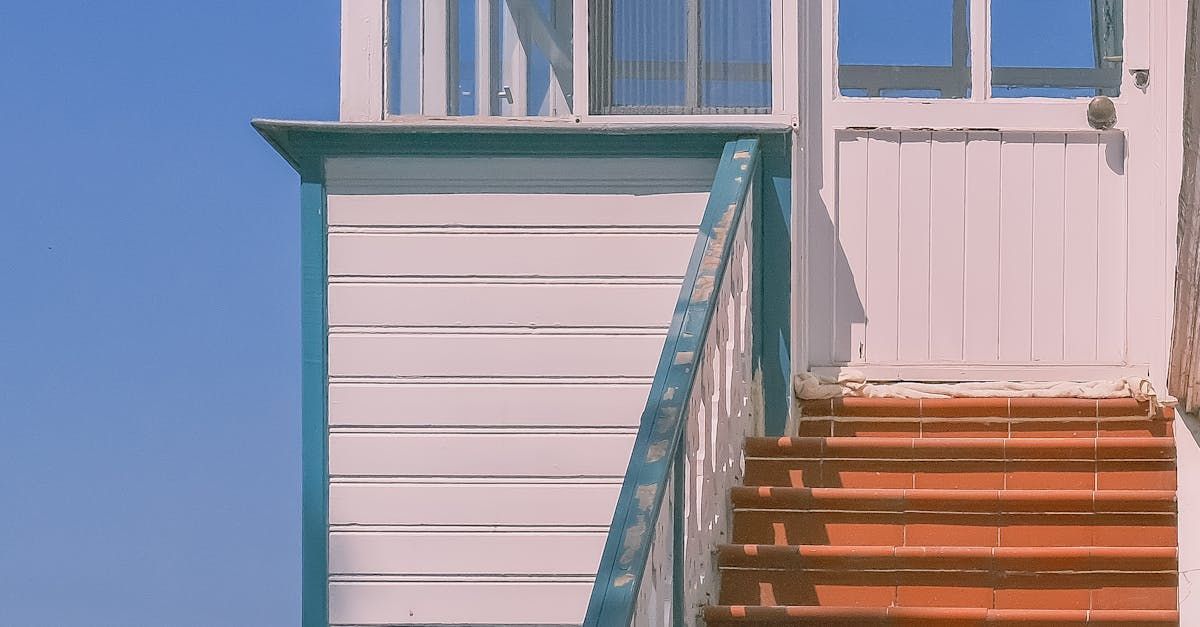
802 0 866 368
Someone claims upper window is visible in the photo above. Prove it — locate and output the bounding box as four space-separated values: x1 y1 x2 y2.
838 0 970 98
388 0 574 117
588 0 773 114
837 0 1123 99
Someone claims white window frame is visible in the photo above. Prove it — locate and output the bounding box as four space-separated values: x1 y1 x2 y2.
824 0 1151 131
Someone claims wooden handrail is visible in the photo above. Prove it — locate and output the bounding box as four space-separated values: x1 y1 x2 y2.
583 137 761 626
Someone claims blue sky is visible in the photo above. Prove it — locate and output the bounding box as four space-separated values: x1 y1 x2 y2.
0 1 336 625
0 1 1108 625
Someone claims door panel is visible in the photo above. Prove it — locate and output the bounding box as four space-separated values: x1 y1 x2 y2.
826 130 1128 367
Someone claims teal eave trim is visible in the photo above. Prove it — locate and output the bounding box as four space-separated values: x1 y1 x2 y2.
300 180 328 627
252 119 790 180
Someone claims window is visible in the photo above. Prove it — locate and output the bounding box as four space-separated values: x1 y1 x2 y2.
838 0 970 98
991 0 1122 98
388 0 573 117
837 0 1123 99
589 0 772 114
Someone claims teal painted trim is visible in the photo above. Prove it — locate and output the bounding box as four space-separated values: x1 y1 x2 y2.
670 448 685 623
583 138 762 627
300 181 329 627
758 146 793 437
250 120 788 181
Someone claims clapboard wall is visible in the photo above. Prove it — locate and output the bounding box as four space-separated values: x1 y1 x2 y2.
809 130 1134 379
322 155 716 625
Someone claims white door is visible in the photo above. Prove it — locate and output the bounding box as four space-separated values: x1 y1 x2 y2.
803 0 1169 383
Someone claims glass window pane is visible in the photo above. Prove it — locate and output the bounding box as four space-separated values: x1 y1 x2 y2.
388 0 571 117
701 0 772 110
591 0 771 114
991 0 1122 98
388 0 423 115
450 0 478 115
495 0 573 116
837 0 970 98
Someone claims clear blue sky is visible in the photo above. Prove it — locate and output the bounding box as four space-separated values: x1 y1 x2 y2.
0 1 1104 625
0 1 337 625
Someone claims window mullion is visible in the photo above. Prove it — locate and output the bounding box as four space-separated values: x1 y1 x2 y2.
948 0 969 98
476 0 493 116
969 0 990 101
686 0 701 111
422 0 450 115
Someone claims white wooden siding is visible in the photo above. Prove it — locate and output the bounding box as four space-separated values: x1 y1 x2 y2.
329 581 593 626
328 383 650 427
329 332 665 378
817 130 1130 373
328 431 635 477
328 482 622 527
324 155 713 625
329 282 679 328
328 232 696 278
329 531 607 576
327 192 708 227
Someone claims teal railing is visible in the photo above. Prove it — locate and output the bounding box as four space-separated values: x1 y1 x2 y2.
584 138 762 626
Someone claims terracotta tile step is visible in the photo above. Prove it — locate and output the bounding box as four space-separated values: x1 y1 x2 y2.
743 458 1177 491
797 397 1168 420
798 417 1173 439
731 487 1177 514
746 437 1176 460
715 544 1177 571
703 606 1179 625
732 510 1177 548
717 568 1178 609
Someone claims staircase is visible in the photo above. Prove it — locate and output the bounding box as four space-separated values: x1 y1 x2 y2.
704 397 1179 625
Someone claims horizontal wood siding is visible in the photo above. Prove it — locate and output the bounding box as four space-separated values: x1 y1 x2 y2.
329 581 592 626
329 282 680 328
327 192 708 227
323 155 714 625
328 383 650 427
328 232 697 278
816 130 1129 372
328 431 635 477
329 531 607 575
328 482 622 527
324 156 717 195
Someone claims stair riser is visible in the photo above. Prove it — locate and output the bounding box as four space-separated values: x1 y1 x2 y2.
705 614 1176 619
798 419 1173 439
717 551 1178 571
797 398 1166 420
718 570 1178 610
744 459 1177 491
732 511 1177 547
731 488 1177 514
704 606 1181 626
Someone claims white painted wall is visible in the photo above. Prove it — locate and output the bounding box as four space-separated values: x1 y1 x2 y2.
810 129 1142 382
323 155 715 626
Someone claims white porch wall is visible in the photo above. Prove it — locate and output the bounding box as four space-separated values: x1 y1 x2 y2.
322 155 715 625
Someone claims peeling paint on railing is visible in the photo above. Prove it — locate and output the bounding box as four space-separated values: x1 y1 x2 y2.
583 138 762 627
